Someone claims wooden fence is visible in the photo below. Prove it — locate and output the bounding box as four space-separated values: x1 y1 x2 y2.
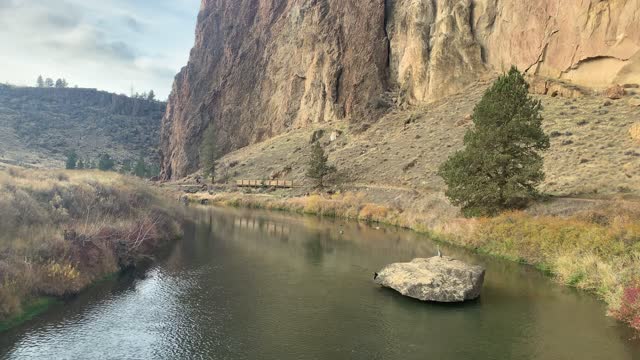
236 179 294 188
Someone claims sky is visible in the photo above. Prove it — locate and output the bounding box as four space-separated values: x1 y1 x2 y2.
0 0 201 99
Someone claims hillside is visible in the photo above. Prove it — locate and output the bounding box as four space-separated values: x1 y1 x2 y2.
179 79 640 211
0 84 165 168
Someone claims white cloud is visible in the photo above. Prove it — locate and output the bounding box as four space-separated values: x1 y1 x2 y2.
0 0 199 99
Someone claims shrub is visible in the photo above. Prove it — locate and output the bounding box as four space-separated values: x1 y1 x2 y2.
37 261 83 297
612 284 640 331
0 167 182 322
359 204 389 222
98 154 115 171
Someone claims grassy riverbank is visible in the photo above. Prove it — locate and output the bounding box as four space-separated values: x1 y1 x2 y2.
0 167 182 327
190 190 640 331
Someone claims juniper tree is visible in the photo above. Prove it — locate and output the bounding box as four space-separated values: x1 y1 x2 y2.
438 67 550 217
306 141 336 188
65 151 78 170
134 156 147 178
98 154 115 171
200 124 217 182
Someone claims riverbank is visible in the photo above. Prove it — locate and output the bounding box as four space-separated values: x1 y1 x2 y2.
0 167 183 329
187 190 640 331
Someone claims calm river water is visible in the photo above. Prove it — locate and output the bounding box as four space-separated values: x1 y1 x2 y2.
1 207 639 359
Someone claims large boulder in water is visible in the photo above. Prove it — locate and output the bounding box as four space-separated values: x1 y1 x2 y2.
374 256 485 302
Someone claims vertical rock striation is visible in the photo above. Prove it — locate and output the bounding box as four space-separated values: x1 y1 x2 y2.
161 0 640 179
160 0 388 179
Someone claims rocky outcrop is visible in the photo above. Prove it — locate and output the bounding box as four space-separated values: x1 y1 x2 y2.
374 256 485 302
161 0 640 179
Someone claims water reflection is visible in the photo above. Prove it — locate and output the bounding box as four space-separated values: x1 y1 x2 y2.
1 206 639 359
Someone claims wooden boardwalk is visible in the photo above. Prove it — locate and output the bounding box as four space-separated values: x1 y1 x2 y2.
236 179 294 188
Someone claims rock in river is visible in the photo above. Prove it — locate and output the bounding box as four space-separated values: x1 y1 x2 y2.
374 256 485 302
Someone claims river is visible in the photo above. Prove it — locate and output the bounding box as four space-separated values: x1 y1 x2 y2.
1 207 639 359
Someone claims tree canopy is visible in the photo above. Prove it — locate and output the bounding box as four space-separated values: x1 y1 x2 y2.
199 124 217 180
306 141 336 188
438 67 550 217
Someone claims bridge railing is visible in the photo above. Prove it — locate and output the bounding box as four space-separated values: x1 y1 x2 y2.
236 180 294 188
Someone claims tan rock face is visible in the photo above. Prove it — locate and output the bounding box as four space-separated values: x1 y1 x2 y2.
160 0 388 178
161 0 640 179
631 123 640 142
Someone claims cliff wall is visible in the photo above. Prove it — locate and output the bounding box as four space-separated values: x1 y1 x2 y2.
161 0 640 179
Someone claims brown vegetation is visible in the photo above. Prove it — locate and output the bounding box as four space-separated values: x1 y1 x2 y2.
0 166 181 323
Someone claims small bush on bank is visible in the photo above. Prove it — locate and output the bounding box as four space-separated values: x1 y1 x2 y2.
612 285 640 331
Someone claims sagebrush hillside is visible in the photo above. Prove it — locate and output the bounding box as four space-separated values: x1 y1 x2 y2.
0 84 165 168
195 79 640 201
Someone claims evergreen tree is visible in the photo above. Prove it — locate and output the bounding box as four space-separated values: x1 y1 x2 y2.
306 141 336 188
438 67 550 217
147 90 155 101
61 78 68 88
77 158 85 170
121 159 133 174
65 151 78 170
98 154 115 171
37 75 44 88
134 156 147 178
45 78 54 87
199 124 217 182
147 163 160 178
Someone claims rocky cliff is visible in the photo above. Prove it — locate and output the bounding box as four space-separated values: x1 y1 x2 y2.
161 0 640 179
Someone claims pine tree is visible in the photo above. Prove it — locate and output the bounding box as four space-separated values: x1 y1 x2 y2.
55 79 63 88
134 156 147 178
65 151 78 170
45 78 54 87
98 154 115 171
438 67 550 217
199 124 217 182
147 90 155 101
306 142 336 188
121 159 133 174
37 75 44 88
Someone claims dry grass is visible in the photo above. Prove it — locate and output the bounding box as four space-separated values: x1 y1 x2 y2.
0 166 181 322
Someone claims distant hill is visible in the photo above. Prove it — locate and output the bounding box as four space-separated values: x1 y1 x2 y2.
0 84 165 169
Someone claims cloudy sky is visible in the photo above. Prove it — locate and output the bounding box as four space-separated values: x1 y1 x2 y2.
0 0 201 99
